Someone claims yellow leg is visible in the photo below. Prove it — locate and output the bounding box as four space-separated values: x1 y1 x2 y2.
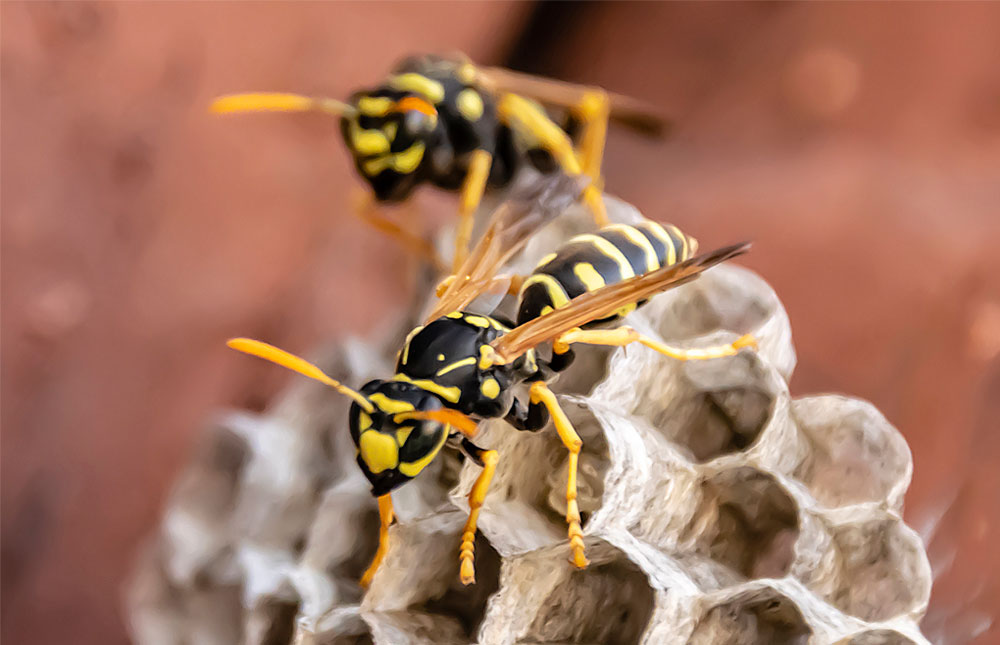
529 382 589 569
459 450 499 585
360 494 394 588
554 327 758 361
575 90 610 182
352 190 447 272
455 149 493 272
497 93 607 227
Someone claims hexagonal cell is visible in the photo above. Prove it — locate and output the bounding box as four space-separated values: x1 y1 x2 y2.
688 587 812 645
455 401 610 558
516 544 655 645
825 514 931 622
686 467 799 580
791 396 912 510
841 630 919 645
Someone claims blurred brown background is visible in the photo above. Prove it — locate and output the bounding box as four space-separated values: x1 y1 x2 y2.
2 2 998 643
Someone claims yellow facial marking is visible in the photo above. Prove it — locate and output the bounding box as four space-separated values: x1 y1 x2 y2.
362 156 390 176
358 96 394 116
521 274 571 309
392 374 461 403
391 142 425 173
573 262 606 291
480 377 500 399
382 122 398 141
349 121 391 156
388 73 445 103
358 411 373 432
437 356 476 376
456 88 484 121
395 425 414 446
398 426 449 477
359 431 399 474
464 315 491 328
568 234 635 279
607 224 659 272
369 393 415 414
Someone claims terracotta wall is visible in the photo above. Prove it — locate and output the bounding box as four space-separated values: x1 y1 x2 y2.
2 2 997 644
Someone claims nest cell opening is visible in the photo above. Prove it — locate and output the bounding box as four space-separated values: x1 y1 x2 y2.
792 397 911 508
829 519 929 622
518 547 655 645
687 588 812 645
694 468 799 580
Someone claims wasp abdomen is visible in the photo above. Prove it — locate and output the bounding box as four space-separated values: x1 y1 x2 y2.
516 221 698 326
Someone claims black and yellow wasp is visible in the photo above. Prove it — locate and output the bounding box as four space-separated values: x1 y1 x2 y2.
227 176 754 586
211 54 666 271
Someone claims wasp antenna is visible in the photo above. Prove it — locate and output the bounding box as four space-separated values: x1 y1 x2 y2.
227 337 373 412
210 93 355 118
393 409 478 438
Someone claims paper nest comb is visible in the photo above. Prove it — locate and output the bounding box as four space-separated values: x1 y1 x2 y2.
127 192 932 645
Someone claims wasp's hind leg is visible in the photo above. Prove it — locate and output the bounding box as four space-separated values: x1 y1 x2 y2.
360 493 394 588
497 93 607 227
457 438 499 585
454 149 493 272
353 190 447 273
554 326 758 361
527 381 589 569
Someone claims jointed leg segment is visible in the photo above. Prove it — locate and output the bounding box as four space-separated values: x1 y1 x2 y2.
353 191 446 272
455 149 493 271
554 327 757 361
360 493 394 588
458 441 499 585
529 381 589 569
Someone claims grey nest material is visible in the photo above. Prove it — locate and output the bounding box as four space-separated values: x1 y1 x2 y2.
127 196 932 645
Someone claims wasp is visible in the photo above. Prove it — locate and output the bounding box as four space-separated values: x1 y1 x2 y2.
211 54 667 271
227 176 754 586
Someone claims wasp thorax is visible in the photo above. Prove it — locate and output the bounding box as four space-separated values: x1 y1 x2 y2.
349 380 451 496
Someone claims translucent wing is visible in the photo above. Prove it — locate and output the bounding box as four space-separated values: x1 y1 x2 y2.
424 173 585 323
490 242 752 363
475 65 670 137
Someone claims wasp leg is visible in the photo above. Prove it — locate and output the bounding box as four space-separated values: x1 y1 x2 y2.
529 381 589 568
457 439 498 585
505 395 549 431
360 493 394 588
454 149 493 272
574 90 610 183
497 93 607 227
352 190 447 272
554 327 758 361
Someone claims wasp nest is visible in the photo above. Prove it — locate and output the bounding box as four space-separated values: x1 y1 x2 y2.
127 195 932 645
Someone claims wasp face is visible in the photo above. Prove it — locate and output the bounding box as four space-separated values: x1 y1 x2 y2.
341 88 441 202
349 379 451 496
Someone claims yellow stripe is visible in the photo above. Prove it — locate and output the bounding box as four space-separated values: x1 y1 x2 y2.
357 96 393 116
369 393 415 414
398 425 449 477
362 156 389 176
573 262 606 292
391 142 425 173
395 425 414 446
359 430 399 474
520 274 571 309
436 356 476 376
666 224 690 260
534 252 558 270
606 224 659 273
642 221 676 265
401 325 424 366
392 373 461 404
388 73 445 103
358 412 373 432
446 311 464 319
568 234 635 279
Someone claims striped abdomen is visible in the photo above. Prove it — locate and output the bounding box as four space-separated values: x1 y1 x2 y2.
515 221 698 326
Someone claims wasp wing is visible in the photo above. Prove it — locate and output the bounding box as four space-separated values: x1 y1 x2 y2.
424 173 586 324
490 242 752 363
475 65 670 138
